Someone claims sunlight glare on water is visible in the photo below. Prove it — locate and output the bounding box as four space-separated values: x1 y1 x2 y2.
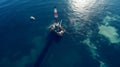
68 0 96 13
67 0 97 33
67 0 106 33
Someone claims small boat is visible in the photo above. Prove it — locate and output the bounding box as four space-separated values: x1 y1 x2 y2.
49 7 65 36
30 16 35 20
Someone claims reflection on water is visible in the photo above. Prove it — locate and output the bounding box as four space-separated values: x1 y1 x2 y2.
66 0 106 34
68 0 96 13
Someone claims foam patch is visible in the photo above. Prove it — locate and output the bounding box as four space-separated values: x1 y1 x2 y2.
83 38 97 49
103 16 116 25
100 61 107 67
98 25 120 43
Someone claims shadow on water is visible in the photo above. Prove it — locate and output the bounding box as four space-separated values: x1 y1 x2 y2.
34 31 62 67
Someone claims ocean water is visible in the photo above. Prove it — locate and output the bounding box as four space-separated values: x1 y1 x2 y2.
0 0 120 67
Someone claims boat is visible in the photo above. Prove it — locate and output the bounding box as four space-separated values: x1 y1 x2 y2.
49 7 65 36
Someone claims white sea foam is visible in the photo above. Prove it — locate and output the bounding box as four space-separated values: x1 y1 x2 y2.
83 38 99 60
99 14 120 43
103 15 116 25
106 11 120 21
98 25 120 43
83 38 108 67
83 38 97 49
100 61 107 67
102 12 120 26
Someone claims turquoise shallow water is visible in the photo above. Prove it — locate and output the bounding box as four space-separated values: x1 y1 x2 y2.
0 0 120 67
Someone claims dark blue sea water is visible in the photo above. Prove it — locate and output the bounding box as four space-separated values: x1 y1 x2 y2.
0 0 120 67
